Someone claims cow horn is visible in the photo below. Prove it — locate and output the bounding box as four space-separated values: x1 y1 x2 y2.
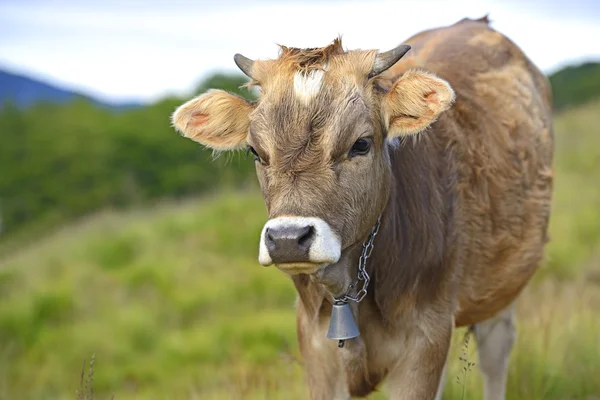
234 53 255 79
369 44 411 78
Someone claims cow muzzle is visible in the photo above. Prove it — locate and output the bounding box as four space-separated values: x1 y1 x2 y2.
258 217 341 274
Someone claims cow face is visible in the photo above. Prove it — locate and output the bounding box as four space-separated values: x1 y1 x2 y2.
172 39 454 276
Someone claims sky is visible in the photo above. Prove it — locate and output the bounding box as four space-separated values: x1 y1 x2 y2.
1 0 599 104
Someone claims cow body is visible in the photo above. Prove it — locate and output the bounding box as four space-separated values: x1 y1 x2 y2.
292 16 553 398
387 16 553 327
172 16 553 400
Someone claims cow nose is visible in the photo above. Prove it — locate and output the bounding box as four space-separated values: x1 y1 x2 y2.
264 225 315 263
258 217 341 267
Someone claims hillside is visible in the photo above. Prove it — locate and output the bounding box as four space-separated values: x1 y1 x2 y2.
0 101 599 399
1 58 599 242
0 69 140 110
548 61 600 111
0 73 253 243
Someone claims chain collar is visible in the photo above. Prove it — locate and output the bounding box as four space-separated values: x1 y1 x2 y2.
335 216 381 304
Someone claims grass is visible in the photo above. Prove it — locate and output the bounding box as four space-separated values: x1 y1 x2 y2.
455 334 475 400
0 101 599 399
543 100 600 279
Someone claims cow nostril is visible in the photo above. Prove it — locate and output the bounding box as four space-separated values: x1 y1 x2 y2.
266 228 274 242
298 225 315 249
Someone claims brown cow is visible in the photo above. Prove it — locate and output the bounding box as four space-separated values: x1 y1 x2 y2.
171 16 553 400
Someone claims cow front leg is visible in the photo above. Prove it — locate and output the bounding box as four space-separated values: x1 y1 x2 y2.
386 319 452 400
297 304 350 400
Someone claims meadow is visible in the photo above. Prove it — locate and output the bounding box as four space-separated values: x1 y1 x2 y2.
0 100 599 399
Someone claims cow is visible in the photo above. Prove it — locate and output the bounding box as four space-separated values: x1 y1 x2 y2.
171 15 553 400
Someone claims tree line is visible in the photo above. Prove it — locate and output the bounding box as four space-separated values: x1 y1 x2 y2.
0 74 256 239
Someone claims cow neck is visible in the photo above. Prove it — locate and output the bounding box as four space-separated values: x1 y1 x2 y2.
326 216 382 348
368 139 450 318
332 216 381 304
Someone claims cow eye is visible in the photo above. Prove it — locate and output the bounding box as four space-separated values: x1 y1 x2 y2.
246 146 264 164
349 138 372 157
246 146 260 161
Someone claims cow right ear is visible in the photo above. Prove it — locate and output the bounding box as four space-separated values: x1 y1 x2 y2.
380 70 455 137
171 89 254 150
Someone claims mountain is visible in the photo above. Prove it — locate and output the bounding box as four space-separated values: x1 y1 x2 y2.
0 69 141 110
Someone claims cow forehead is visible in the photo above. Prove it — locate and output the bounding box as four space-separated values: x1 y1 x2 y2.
250 82 370 158
253 59 373 130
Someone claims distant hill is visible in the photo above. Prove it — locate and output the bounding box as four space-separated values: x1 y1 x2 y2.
0 69 141 110
548 61 600 111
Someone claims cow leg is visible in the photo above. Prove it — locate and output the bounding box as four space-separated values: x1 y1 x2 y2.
297 304 350 400
474 304 516 400
386 318 452 400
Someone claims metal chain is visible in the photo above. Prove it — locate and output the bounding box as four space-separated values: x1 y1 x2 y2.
336 216 381 303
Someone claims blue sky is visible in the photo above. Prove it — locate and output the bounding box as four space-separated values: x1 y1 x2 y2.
1 0 599 104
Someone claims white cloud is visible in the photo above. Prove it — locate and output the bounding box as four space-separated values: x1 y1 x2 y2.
0 0 599 103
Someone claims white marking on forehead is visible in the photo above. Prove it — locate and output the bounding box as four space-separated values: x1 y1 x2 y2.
293 68 325 104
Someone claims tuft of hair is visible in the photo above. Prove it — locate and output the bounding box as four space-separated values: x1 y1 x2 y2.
277 37 346 74
475 14 491 24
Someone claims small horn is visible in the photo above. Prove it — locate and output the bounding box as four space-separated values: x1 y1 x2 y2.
234 53 255 79
369 44 411 78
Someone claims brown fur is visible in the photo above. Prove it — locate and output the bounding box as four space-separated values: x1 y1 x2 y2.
171 16 553 399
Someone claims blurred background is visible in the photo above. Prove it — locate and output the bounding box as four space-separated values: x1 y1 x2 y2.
0 0 599 399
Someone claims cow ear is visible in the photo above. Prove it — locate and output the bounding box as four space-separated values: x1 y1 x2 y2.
171 89 253 150
380 70 455 137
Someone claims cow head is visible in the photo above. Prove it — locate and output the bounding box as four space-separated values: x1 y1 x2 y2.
172 39 454 280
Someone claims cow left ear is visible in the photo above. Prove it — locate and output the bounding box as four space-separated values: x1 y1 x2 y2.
380 70 455 137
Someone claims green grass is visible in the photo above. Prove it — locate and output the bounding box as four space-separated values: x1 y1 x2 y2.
1 101 599 399
543 100 600 279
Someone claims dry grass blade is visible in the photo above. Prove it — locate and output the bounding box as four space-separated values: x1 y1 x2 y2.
456 332 475 400
74 354 109 400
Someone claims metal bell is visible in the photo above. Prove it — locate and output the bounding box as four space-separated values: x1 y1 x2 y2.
327 301 360 346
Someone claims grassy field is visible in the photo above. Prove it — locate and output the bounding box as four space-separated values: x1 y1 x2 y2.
1 101 599 399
